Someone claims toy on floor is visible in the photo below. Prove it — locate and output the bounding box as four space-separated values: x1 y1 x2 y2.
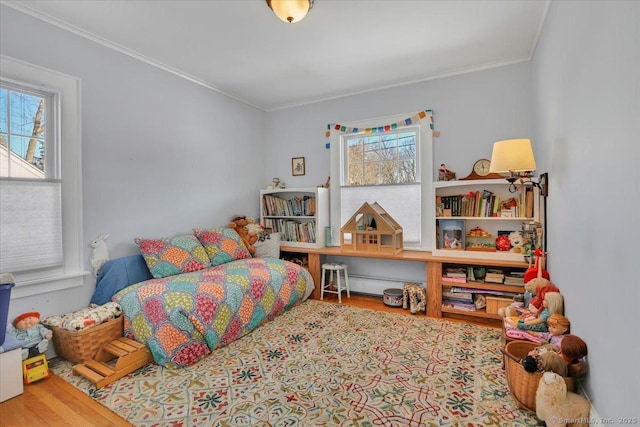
402 283 426 314
22 353 50 384
536 371 590 427
7 312 53 384
7 312 52 360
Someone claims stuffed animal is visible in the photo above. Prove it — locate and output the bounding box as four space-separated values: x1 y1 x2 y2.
438 164 456 181
536 371 590 427
508 230 527 253
228 215 263 255
526 334 589 379
402 283 426 314
90 233 109 276
6 312 53 360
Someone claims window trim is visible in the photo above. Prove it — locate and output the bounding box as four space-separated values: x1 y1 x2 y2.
0 55 88 299
329 112 434 251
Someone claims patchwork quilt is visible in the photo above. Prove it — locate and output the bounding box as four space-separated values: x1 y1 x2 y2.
113 257 310 368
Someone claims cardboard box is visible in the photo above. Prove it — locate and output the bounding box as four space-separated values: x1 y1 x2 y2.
486 296 513 315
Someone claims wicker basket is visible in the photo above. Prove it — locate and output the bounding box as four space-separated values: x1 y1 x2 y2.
50 316 123 364
502 340 576 412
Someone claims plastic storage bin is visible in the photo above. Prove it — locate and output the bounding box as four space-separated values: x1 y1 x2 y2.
0 281 15 346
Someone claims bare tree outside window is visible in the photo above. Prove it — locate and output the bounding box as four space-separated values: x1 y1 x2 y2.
346 130 417 186
0 85 46 178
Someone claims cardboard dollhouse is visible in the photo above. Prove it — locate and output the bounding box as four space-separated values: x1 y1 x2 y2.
340 202 403 254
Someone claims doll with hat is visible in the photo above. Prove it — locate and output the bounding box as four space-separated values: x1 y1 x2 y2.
6 311 53 360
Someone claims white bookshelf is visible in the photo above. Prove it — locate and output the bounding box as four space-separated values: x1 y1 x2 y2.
431 179 540 262
259 187 329 249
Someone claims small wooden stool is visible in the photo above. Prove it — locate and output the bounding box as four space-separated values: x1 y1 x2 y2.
73 337 152 389
320 263 350 303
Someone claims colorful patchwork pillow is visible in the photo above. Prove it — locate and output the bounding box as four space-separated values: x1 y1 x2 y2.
193 227 251 267
134 234 211 279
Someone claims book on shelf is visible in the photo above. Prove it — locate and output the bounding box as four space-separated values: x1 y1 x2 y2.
504 274 525 285
443 290 473 301
441 276 467 283
444 267 467 278
442 300 477 311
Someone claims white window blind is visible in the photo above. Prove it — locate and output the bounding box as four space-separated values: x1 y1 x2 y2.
0 179 63 272
341 184 421 243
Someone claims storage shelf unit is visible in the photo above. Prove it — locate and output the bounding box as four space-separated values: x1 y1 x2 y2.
260 187 329 249
432 179 540 262
427 257 528 325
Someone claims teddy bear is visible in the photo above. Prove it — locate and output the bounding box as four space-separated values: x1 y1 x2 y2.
535 371 590 427
228 215 263 256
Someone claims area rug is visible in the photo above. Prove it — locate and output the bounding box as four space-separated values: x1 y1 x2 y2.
50 299 538 426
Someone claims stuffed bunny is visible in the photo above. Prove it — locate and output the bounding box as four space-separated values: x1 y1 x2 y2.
90 233 109 276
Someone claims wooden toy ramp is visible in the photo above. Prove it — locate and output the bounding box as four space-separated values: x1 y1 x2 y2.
72 337 152 389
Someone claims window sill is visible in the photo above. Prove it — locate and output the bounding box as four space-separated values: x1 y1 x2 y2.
11 271 91 299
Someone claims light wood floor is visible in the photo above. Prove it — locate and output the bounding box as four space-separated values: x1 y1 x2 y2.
0 294 487 426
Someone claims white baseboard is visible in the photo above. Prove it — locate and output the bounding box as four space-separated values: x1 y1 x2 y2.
578 384 605 427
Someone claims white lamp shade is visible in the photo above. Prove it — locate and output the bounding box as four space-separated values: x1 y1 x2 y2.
489 139 537 173
267 0 312 23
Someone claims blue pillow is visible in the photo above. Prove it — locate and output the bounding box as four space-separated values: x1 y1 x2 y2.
90 255 152 305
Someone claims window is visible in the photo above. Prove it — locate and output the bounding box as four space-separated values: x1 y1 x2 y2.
344 129 418 185
329 112 434 250
0 55 85 298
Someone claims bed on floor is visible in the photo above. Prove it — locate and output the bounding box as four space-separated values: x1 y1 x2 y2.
90 227 314 368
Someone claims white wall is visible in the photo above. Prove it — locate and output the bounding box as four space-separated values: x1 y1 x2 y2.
531 1 639 419
265 62 535 282
265 62 534 186
0 6 266 321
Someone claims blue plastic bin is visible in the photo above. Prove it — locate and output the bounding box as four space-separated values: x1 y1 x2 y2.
0 282 15 346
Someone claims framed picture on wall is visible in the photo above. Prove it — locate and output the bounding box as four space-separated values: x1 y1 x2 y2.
292 157 305 176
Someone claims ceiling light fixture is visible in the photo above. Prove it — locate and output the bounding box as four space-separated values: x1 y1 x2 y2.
266 0 314 24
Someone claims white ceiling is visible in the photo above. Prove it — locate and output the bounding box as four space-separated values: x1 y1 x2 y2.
4 0 549 111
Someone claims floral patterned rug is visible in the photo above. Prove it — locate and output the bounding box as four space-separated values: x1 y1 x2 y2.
50 299 539 426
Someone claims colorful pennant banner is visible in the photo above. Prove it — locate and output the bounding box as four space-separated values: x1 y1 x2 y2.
326 109 433 138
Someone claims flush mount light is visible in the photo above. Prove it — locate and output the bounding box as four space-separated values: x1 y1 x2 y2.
266 0 314 24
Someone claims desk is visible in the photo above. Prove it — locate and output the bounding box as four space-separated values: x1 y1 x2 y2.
280 245 527 324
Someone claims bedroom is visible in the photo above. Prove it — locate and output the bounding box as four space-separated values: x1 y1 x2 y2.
0 0 637 424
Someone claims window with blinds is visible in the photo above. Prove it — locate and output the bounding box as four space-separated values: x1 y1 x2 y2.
0 81 63 275
341 127 422 244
